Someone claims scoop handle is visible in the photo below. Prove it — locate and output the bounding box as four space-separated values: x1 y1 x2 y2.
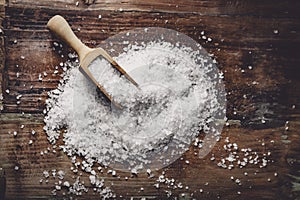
47 15 91 62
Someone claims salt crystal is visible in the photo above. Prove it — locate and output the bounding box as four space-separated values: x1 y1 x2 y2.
98 15 102 19
43 171 50 178
29 140 33 145
63 181 70 187
55 185 61 190
112 170 116 176
57 170 65 179
91 170 96 175
89 175 96 184
146 169 151 175
16 95 22 100
273 29 279 34
5 89 9 94
14 166 19 171
38 74 42 81
131 169 138 175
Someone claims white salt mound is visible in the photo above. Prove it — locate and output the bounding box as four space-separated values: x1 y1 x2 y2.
44 40 225 171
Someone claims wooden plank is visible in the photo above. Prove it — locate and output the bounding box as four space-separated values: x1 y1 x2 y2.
0 113 299 199
0 0 5 112
3 7 300 124
8 0 300 18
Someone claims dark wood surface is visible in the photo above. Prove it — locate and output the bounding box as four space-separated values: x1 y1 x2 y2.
0 0 300 199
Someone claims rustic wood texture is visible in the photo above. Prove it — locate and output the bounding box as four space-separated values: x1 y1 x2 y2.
0 0 300 199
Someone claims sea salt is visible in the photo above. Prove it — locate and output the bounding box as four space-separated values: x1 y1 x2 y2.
44 32 225 172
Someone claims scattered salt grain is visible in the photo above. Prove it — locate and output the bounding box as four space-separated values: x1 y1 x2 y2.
38 73 42 81
98 15 102 19
29 140 33 145
63 181 70 187
5 89 9 94
13 131 17 137
14 166 19 171
57 170 65 180
273 29 279 34
43 171 50 178
16 94 22 100
55 185 61 190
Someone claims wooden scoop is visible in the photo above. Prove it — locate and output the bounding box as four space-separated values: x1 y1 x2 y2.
47 15 138 108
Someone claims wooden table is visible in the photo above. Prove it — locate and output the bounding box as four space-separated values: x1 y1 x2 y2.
0 0 299 199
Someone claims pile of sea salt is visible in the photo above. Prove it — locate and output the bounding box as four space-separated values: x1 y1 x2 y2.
44 41 225 172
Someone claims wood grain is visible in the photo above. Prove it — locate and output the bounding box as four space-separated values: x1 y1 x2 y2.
0 0 300 199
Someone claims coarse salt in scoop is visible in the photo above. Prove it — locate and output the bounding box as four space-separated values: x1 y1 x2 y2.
47 15 138 108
